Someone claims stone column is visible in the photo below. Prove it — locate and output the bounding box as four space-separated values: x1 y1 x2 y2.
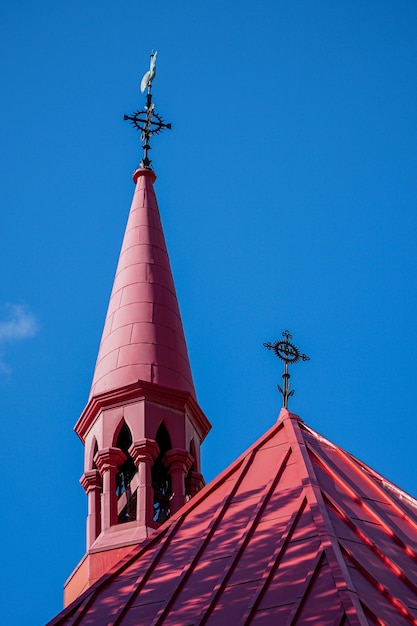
80 469 102 548
185 470 205 499
129 439 159 527
94 447 126 530
163 449 194 514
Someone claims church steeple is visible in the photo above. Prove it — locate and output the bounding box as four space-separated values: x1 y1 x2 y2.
64 60 211 606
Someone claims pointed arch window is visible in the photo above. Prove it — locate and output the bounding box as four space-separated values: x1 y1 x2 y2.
92 440 99 470
152 423 172 524
115 423 137 524
185 439 197 501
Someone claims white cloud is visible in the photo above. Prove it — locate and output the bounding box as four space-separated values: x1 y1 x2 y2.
0 304 38 343
0 304 38 377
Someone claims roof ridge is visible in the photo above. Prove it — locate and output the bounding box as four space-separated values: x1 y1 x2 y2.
283 416 370 622
303 420 417 512
321 488 417 599
300 424 417 624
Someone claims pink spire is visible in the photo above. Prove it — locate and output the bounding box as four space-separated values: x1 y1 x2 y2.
89 168 195 399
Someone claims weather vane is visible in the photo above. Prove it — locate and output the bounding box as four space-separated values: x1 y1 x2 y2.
124 51 171 169
264 330 310 408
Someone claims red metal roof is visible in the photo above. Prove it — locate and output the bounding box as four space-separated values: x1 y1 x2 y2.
48 409 417 625
89 168 195 400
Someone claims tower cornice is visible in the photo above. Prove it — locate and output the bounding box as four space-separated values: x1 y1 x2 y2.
75 379 211 444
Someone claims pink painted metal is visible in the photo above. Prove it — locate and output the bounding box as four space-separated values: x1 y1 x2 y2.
63 169 211 606
89 168 195 400
48 409 417 625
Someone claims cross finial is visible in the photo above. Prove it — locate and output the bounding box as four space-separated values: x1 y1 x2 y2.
264 330 310 408
124 51 171 169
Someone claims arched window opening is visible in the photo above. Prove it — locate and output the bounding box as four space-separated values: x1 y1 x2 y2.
152 423 172 524
189 440 197 471
116 423 137 524
185 440 197 501
92 440 98 470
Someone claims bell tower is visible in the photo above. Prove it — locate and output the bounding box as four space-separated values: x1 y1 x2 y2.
64 55 211 606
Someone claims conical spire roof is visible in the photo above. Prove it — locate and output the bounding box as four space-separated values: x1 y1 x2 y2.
49 409 417 625
89 168 195 400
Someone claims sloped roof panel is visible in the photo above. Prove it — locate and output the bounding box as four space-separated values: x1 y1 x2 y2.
48 409 417 625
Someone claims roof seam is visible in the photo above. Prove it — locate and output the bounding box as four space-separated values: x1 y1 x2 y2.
67 584 105 626
285 550 326 625
333 441 417 529
308 443 417 566
119 240 169 257
111 516 185 626
92 360 194 391
322 489 417 600
47 593 90 626
241 495 308 624
198 447 294 625
66 522 177 626
150 449 259 626
100 321 188 345
341 544 417 625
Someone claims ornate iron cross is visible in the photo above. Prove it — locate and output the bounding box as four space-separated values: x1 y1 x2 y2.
264 330 310 408
124 51 171 169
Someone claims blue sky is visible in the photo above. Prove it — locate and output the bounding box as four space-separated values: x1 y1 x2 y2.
1 1 417 623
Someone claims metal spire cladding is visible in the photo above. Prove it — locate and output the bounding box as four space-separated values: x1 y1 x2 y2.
88 167 196 399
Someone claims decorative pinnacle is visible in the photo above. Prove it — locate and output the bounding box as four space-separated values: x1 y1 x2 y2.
264 330 310 409
124 51 171 169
